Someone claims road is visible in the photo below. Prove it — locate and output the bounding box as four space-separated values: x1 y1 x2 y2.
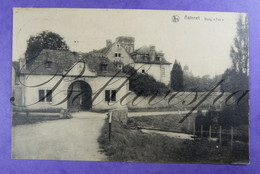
12 112 107 161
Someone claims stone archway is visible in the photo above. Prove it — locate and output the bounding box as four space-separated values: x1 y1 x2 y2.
67 80 92 112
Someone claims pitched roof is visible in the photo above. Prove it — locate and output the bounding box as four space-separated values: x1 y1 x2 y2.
131 46 171 65
90 44 113 55
80 53 127 77
131 46 164 55
20 49 127 77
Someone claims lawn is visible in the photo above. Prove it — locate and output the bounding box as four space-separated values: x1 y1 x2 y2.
127 114 197 133
98 117 248 164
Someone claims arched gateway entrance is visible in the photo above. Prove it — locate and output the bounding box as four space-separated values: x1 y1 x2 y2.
67 80 92 112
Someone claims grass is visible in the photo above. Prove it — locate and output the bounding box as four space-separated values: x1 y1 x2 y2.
98 118 249 164
98 118 185 163
12 113 62 126
12 108 72 126
127 114 197 133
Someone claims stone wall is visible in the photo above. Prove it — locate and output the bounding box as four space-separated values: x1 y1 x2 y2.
127 92 233 111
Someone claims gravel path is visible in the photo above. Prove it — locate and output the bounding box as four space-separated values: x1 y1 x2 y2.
12 112 107 161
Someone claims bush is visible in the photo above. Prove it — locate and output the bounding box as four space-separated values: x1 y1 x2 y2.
122 65 169 96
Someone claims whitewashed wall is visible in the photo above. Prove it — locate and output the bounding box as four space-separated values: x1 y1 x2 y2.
133 63 170 85
19 73 129 111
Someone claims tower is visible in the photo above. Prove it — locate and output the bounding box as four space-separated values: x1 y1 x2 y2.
115 36 135 53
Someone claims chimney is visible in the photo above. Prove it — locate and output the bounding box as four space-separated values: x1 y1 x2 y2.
19 58 26 70
106 40 112 47
149 46 156 61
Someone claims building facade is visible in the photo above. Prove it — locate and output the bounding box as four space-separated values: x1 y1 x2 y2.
12 36 172 112
93 36 171 85
12 49 129 112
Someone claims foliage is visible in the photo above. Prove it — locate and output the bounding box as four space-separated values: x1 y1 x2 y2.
122 65 169 96
98 118 248 164
170 60 184 91
219 14 249 128
220 69 248 92
25 31 69 67
221 14 249 92
98 118 185 163
182 65 223 92
218 105 248 129
230 15 249 75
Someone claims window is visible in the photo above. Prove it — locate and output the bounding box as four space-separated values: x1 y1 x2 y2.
111 90 116 101
105 90 117 102
143 55 148 61
156 56 160 61
39 90 45 102
39 90 52 102
45 60 52 68
142 69 145 73
114 53 121 57
105 90 110 102
46 90 52 102
117 44 120 47
100 64 107 71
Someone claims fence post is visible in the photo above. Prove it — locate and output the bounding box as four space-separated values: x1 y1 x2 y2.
209 125 212 139
219 125 222 147
201 124 203 138
231 126 233 150
108 111 112 142
193 121 196 136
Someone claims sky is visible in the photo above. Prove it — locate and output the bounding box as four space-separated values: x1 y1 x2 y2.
13 8 244 77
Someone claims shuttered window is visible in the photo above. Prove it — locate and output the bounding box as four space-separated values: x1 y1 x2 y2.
105 90 117 102
111 90 116 101
39 89 52 102
105 90 110 101
46 90 52 102
39 90 45 102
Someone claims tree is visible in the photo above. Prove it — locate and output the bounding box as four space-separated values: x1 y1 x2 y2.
122 65 169 96
220 14 249 128
221 14 249 92
170 60 184 91
230 15 249 75
25 31 69 67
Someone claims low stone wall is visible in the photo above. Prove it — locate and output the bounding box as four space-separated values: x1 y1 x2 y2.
127 92 233 111
110 108 128 125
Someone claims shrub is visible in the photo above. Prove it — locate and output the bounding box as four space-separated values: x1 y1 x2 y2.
122 65 169 96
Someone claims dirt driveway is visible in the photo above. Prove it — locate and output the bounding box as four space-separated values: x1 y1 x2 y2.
12 112 107 161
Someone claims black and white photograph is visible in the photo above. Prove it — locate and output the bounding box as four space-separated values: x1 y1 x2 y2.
11 8 249 164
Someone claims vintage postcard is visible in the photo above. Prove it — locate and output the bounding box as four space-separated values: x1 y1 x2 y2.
12 8 249 164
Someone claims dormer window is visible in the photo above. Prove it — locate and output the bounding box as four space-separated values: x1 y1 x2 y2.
143 55 148 61
100 63 108 71
115 53 121 57
45 60 52 68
